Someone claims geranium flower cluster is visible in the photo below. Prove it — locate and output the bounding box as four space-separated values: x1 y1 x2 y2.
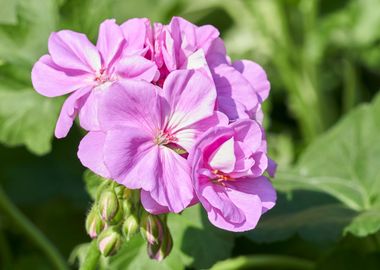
32 17 276 234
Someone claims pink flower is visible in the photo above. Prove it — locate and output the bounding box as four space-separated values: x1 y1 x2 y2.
188 119 276 232
78 70 227 213
31 19 158 138
149 17 270 121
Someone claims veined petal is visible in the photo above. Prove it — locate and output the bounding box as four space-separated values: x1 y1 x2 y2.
163 70 216 131
149 147 194 213
103 128 157 191
77 131 110 178
55 86 92 138
31 55 92 97
96 19 125 68
48 30 101 73
98 80 165 133
231 119 263 152
116 56 158 82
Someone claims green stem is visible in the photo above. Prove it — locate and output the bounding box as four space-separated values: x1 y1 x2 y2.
80 239 100 270
210 255 315 270
0 186 68 270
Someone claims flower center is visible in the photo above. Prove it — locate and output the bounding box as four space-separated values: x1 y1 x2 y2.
210 169 234 185
94 68 114 84
154 130 177 146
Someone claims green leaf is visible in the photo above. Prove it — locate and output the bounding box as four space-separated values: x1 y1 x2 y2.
0 89 62 155
344 209 380 237
246 191 357 244
275 93 380 236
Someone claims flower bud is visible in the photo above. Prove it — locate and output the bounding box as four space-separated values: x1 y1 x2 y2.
109 200 124 225
122 215 139 241
147 224 173 261
85 205 105 238
140 213 163 245
98 190 119 222
97 226 122 257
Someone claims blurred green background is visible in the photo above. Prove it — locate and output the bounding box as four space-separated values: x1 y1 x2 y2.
1 0 380 269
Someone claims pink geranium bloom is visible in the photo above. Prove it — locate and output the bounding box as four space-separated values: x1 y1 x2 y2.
149 17 270 121
188 119 276 232
31 19 158 138
78 70 226 213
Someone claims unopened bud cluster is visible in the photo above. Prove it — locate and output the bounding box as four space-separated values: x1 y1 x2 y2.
85 179 172 260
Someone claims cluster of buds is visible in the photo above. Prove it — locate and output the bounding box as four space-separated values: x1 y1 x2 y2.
85 179 172 260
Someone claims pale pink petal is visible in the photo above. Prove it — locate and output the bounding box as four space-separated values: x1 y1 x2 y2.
209 137 236 173
217 96 248 120
195 24 219 52
55 86 92 138
98 80 164 132
103 129 157 191
163 70 216 131
116 56 158 82
77 131 110 178
31 55 92 97
211 63 259 120
149 147 194 213
96 19 125 68
233 60 270 102
48 31 101 73
141 190 170 214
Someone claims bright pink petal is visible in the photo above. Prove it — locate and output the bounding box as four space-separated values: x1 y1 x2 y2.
98 80 163 132
141 190 170 214
233 60 270 102
149 147 194 213
267 158 277 177
103 129 157 191
31 55 92 97
55 86 92 138
231 119 263 152
163 70 216 131
211 63 259 120
48 30 101 73
116 56 158 82
77 131 110 178
96 19 125 68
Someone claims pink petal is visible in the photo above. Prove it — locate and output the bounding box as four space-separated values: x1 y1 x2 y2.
121 18 151 52
163 70 216 131
175 111 229 152
232 60 270 102
96 19 125 68
200 183 246 224
55 86 92 138
103 129 157 191
267 158 277 177
48 30 101 73
77 131 110 178
149 147 194 213
141 190 170 214
231 119 263 152
211 63 259 120
209 137 236 173
31 55 92 97
116 56 158 82
98 80 163 132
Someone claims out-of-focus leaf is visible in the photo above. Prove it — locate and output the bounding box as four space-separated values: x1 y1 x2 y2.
0 89 62 155
0 0 18 25
246 191 357 244
83 170 106 200
344 209 380 237
275 93 380 236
